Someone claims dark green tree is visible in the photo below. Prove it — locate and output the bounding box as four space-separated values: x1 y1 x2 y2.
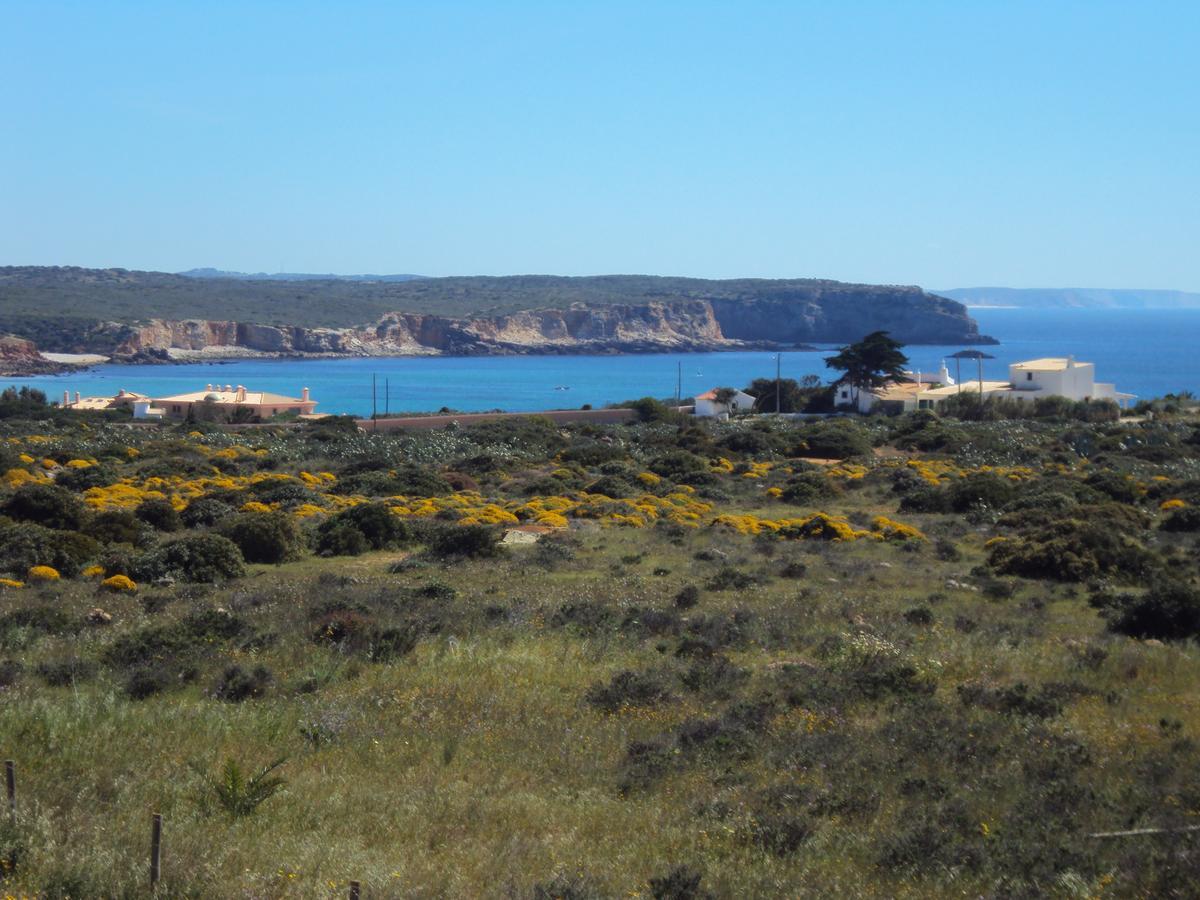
824 331 908 407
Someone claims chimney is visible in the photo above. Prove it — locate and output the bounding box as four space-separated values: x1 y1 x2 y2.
63 390 70 405
236 385 246 402
224 384 232 393
1066 355 1075 369
75 392 81 404
301 386 310 402
206 383 213 391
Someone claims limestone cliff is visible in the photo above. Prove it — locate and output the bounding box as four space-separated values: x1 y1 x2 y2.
107 294 989 360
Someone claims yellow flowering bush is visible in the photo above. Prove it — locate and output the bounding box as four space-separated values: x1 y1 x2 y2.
1160 498 1187 511
0 578 24 589
871 516 926 541
28 565 61 582
101 574 138 592
82 565 106 577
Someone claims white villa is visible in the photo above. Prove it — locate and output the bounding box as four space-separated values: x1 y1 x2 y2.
835 362 955 414
918 357 1135 409
837 356 1134 413
694 387 756 418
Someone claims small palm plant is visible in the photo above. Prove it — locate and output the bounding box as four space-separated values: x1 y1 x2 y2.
191 756 288 818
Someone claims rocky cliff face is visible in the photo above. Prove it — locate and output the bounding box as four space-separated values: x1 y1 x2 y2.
0 335 67 376
108 293 989 359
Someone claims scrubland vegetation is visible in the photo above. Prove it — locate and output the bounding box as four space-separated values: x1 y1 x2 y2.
1 397 1199 897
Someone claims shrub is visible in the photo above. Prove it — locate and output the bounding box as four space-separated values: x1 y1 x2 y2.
134 497 182 532
89 509 153 547
780 470 835 505
181 497 236 528
946 472 1017 513
53 463 118 492
1099 579 1200 640
27 565 60 582
0 522 97 578
36 657 98 686
649 450 710 480
218 511 305 564
648 865 711 900
2 483 87 530
101 574 137 592
793 420 872 459
674 584 701 609
1161 506 1200 533
213 664 273 702
314 521 370 557
629 397 679 423
426 524 503 559
332 502 411 549
133 534 246 583
585 669 673 712
988 519 1156 582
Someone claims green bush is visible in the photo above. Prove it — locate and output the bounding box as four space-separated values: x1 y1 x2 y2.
793 420 872 460
988 519 1157 582
181 497 236 528
780 470 836 505
314 502 410 556
0 522 97 577
313 521 370 557
218 511 305 564
946 472 1016 513
134 497 182 532
1097 579 1200 640
89 509 155 547
133 534 246 583
2 483 86 531
1161 506 1200 533
426 524 504 559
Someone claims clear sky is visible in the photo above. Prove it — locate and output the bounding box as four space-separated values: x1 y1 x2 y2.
3 1 1198 290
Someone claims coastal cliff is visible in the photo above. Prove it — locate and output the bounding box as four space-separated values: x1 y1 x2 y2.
0 268 994 360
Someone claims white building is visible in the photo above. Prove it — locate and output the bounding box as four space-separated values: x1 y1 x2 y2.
835 362 954 413
694 387 756 418
919 357 1134 408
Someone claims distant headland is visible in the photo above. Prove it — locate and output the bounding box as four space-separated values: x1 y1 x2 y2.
0 266 995 374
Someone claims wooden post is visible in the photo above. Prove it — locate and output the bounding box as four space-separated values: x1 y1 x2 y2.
349 880 361 899
150 813 163 889
5 760 14 821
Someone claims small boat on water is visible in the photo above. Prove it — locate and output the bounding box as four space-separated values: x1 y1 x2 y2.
554 385 570 391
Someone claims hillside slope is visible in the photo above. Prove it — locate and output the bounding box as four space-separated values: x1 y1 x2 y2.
0 267 992 357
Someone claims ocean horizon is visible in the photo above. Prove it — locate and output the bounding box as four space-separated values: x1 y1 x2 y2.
5 308 1198 416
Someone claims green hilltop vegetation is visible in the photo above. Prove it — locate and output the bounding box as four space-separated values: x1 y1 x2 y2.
0 389 1199 896
0 265 955 330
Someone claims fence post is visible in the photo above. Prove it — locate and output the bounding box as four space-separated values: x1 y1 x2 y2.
349 880 361 899
150 813 163 889
4 760 13 821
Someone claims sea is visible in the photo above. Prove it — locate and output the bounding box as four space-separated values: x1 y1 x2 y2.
5 308 1199 417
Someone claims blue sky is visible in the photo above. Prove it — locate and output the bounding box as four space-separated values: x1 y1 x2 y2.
2 1 1198 289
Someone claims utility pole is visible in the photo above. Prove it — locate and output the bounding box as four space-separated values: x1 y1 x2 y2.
372 373 377 430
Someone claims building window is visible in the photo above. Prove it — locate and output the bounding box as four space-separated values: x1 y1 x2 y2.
1026 372 1033 381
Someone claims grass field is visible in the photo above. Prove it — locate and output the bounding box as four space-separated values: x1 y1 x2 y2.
1 401 1199 897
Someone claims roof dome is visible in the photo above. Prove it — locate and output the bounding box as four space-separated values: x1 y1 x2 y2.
204 392 221 402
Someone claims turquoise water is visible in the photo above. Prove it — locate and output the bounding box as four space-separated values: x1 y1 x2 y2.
5 309 1198 415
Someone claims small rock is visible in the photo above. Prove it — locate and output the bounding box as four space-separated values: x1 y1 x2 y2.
86 608 112 626
1144 639 1165 648
878 562 893 569
153 577 175 588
